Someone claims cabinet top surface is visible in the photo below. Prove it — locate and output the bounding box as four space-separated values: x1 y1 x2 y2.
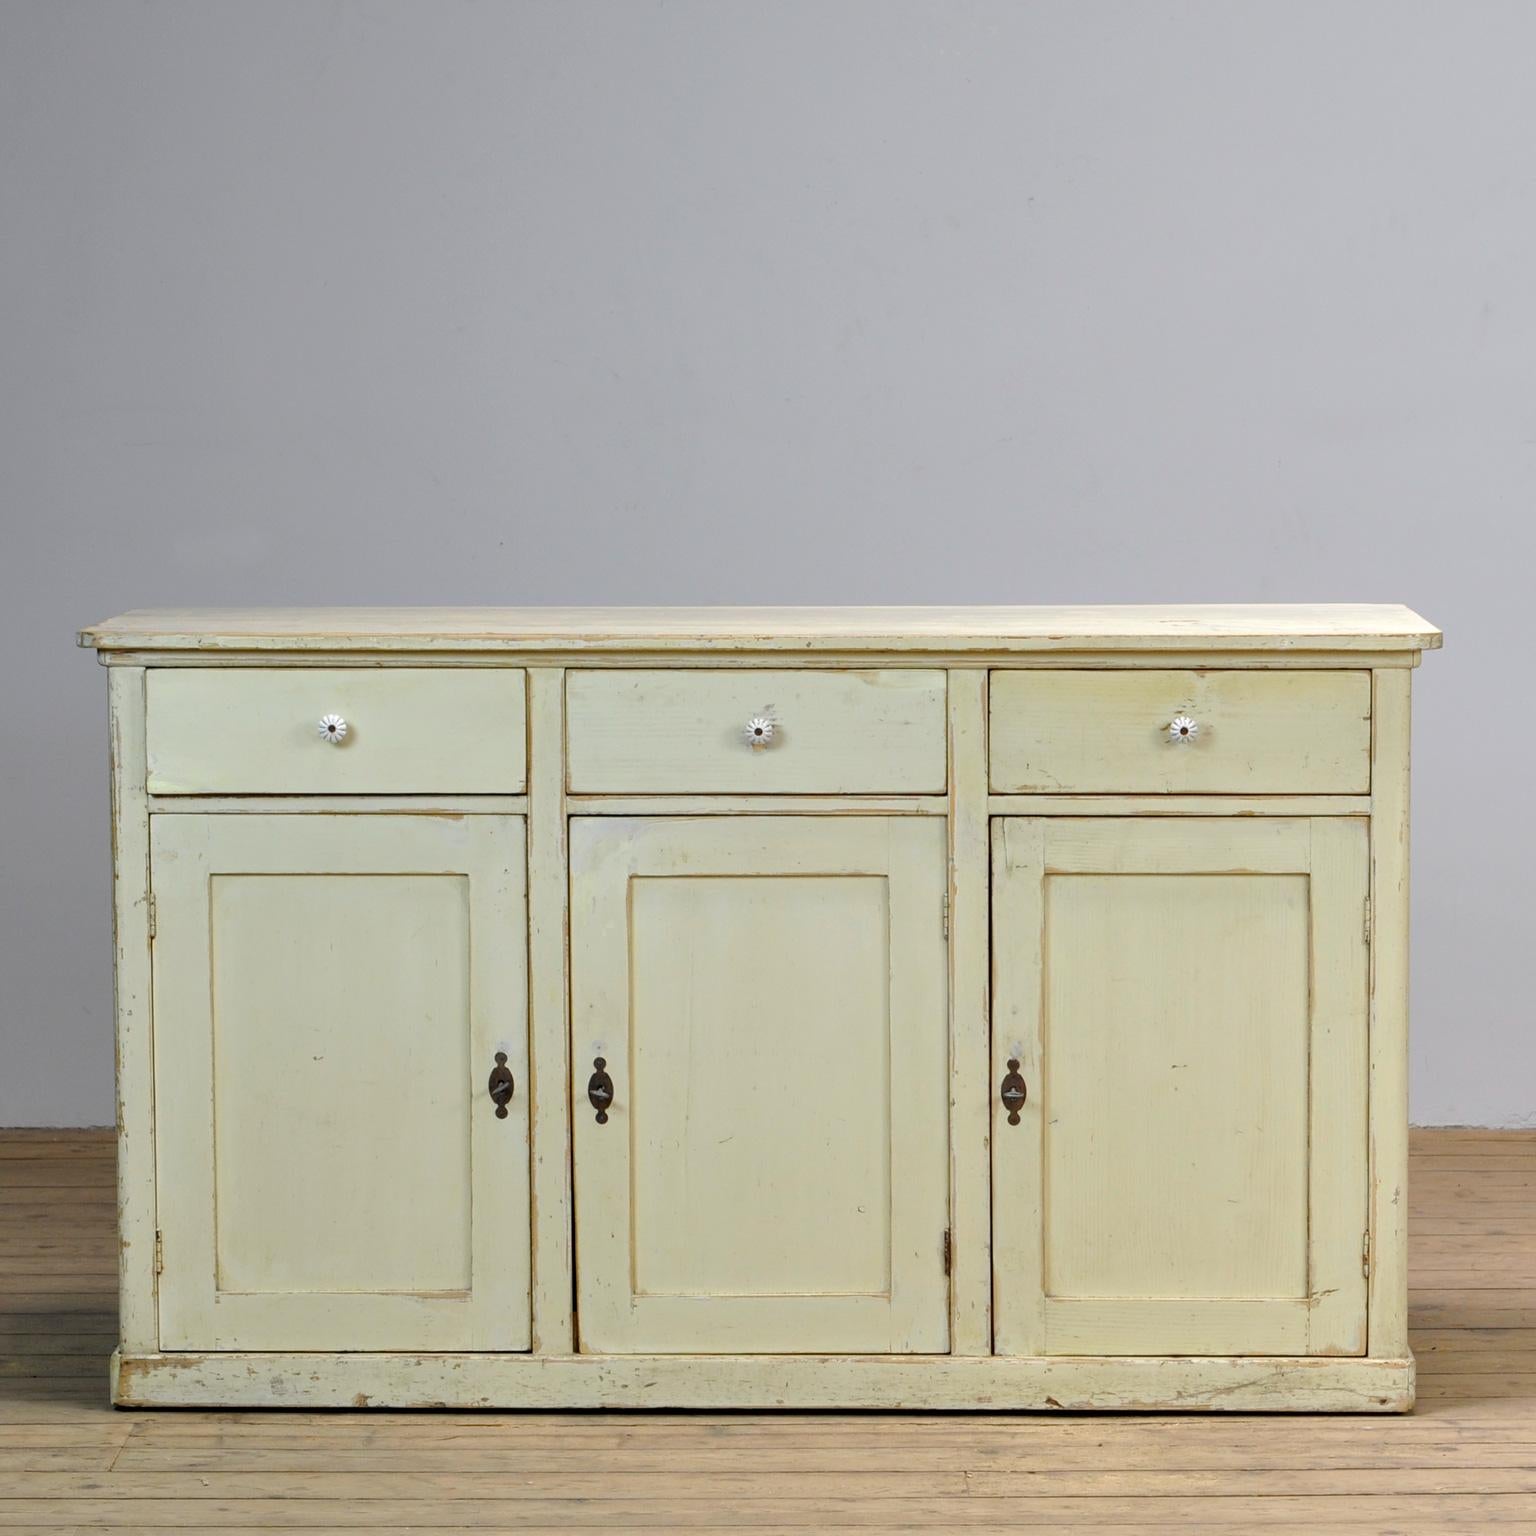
79 604 1442 655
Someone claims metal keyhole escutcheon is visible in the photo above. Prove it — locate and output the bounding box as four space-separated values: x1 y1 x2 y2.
1000 1060 1027 1125
588 1058 615 1124
487 1052 515 1118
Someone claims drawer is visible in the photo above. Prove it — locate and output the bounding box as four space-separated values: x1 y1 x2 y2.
988 670 1371 794
146 669 527 794
566 670 947 793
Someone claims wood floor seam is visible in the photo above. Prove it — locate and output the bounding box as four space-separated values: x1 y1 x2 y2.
0 1126 1533 1530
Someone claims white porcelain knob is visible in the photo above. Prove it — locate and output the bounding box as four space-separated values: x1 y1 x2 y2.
744 716 776 750
318 714 349 745
1168 715 1199 744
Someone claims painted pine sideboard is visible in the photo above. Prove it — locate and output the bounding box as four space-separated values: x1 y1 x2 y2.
79 605 1441 1411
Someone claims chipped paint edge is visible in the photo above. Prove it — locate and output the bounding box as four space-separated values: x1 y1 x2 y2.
110 1348 1415 1412
108 667 158 1353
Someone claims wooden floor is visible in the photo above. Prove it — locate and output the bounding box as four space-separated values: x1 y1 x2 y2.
1 1130 1534 1532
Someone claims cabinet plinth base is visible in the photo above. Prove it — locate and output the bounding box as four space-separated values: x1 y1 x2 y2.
111 1349 1414 1413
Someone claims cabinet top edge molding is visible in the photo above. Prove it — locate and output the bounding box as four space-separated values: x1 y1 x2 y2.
80 604 1442 655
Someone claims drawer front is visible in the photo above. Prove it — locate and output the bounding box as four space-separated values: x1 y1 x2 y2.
146 669 527 794
989 670 1371 794
566 670 948 793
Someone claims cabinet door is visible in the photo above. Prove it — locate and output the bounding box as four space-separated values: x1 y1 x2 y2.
151 814 529 1351
571 816 950 1354
992 817 1368 1357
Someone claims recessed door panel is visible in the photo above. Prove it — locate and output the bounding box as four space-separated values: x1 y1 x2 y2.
210 870 474 1297
628 872 894 1300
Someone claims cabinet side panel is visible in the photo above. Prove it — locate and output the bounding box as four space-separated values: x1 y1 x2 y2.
1369 669 1412 1358
108 666 157 1354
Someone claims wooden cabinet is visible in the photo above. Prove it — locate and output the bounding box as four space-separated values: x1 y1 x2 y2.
80 605 1441 1412
569 816 950 1354
990 817 1368 1358
149 813 530 1351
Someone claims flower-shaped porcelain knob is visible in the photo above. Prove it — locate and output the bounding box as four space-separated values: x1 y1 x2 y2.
744 716 776 750
1168 715 1199 745
318 714 349 745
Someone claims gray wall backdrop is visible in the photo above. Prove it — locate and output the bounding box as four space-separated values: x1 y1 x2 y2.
1 1 1530 1126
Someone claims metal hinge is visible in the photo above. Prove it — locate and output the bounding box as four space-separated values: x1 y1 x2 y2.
146 894 157 940
1361 1228 1371 1279
154 1229 165 1275
941 893 950 940
942 1229 952 1276
1363 895 1371 945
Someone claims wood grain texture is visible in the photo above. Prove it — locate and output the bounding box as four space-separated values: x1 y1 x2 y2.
989 669 1372 793
79 603 1444 653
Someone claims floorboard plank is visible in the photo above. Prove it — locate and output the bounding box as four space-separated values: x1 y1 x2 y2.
0 1127 1532 1531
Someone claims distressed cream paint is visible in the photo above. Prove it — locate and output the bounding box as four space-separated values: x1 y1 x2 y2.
81 604 1440 1410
